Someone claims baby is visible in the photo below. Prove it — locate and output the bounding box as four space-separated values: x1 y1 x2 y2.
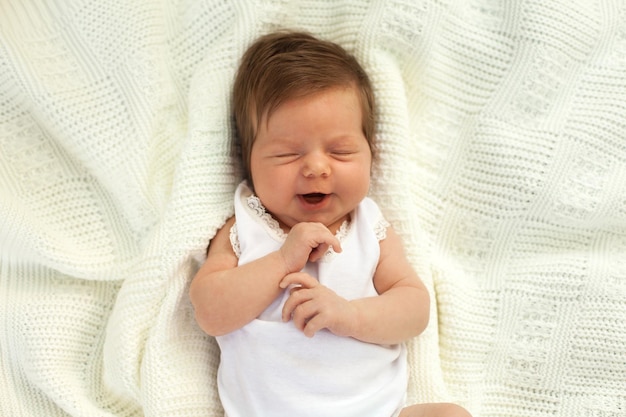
190 30 471 417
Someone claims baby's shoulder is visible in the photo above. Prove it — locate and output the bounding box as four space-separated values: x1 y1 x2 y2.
358 197 390 241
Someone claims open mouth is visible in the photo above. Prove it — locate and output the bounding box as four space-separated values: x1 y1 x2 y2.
301 193 327 205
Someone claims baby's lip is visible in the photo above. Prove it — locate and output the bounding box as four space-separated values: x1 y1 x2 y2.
300 193 327 204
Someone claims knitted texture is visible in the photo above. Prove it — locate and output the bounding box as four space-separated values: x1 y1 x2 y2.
1 1 625 416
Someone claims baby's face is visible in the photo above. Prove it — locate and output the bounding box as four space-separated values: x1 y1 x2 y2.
250 86 372 233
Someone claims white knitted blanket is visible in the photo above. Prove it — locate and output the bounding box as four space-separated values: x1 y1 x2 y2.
1 1 625 416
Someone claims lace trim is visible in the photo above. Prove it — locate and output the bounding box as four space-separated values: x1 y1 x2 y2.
231 215 383 259
374 217 390 241
246 194 287 240
321 218 351 262
335 218 350 241
230 223 241 258
232 193 387 259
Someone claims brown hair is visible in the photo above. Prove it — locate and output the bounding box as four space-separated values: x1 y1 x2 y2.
233 30 376 187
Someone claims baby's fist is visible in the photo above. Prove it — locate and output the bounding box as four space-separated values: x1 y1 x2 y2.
279 222 342 273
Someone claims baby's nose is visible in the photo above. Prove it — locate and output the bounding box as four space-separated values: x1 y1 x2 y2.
303 153 330 177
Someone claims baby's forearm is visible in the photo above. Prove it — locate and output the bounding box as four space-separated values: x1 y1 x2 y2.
349 285 429 345
190 251 290 336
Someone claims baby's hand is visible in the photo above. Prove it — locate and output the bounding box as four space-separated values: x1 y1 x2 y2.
280 272 357 338
279 222 342 273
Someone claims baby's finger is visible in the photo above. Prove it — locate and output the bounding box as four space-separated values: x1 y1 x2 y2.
302 313 325 338
310 225 342 253
309 235 342 262
308 243 329 263
279 272 319 289
328 235 342 253
281 287 310 322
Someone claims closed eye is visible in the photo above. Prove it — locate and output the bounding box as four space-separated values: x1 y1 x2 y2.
331 150 358 160
272 153 300 163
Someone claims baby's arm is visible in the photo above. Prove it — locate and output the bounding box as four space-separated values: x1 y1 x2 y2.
281 226 429 345
350 226 430 344
189 217 341 336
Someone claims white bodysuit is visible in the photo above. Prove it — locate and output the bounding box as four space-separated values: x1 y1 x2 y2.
216 181 407 417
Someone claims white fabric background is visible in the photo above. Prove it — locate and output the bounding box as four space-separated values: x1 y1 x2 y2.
1 1 625 416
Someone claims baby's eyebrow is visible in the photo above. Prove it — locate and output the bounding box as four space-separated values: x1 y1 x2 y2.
328 134 363 145
263 133 364 149
266 137 299 147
